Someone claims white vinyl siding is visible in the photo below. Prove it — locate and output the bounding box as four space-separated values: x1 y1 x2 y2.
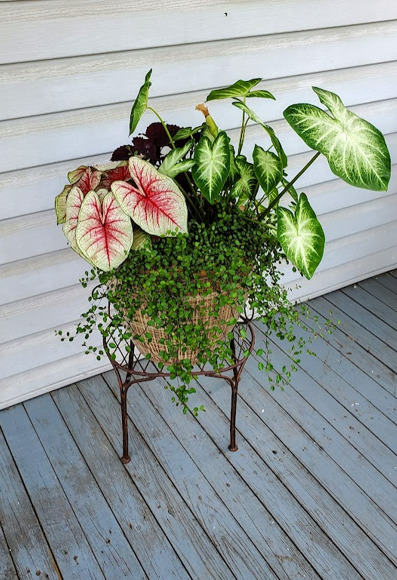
0 1 396 408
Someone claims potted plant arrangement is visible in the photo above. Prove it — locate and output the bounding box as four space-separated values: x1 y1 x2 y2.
55 70 391 413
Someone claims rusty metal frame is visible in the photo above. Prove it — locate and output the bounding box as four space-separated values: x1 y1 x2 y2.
102 302 255 464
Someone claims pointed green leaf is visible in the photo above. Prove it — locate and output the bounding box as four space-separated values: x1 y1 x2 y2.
206 78 262 101
232 101 287 168
253 145 283 195
129 69 152 135
284 87 391 191
158 140 195 178
192 131 230 203
246 90 275 100
231 155 257 201
277 193 325 280
173 125 204 141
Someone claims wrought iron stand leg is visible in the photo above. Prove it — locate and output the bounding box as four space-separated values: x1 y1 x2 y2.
228 337 240 452
120 383 131 464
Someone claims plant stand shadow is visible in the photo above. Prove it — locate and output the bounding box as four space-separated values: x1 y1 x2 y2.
103 319 255 464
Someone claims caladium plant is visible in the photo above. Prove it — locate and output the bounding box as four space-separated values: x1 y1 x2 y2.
56 71 390 280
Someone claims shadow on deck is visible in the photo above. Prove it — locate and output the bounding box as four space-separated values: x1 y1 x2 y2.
1 271 396 579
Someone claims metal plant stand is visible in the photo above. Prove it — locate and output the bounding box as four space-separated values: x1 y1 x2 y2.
103 317 255 464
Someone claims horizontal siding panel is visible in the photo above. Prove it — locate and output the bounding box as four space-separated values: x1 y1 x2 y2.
1 134 395 267
1 23 396 120
2 1 396 64
0 250 88 306
0 284 94 344
1 92 396 173
0 322 103 381
0 352 110 411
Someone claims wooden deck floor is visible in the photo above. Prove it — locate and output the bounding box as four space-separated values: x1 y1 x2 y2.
1 271 396 579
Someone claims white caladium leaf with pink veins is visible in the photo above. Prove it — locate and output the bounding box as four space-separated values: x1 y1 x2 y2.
111 157 188 236
62 186 85 254
68 166 102 193
76 191 133 271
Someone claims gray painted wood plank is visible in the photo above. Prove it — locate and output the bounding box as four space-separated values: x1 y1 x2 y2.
312 295 397 372
278 316 397 455
104 371 320 580
377 273 397 294
254 325 397 510
79 375 278 580
358 277 397 312
245 330 397 565
186 374 396 580
310 297 397 394
325 291 397 350
0 428 60 579
341 285 397 330
0 405 105 579
0 525 18 580
52 385 191 580
299 308 397 425
77 376 239 580
24 393 147 580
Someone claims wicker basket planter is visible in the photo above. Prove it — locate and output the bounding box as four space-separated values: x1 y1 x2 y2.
126 285 244 365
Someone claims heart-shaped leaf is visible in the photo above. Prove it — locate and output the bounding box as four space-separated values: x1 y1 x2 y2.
62 186 92 263
231 155 257 201
76 191 133 271
206 78 262 101
158 140 195 178
68 167 101 191
277 193 325 280
253 145 283 195
192 131 230 203
284 87 391 191
129 69 152 135
55 184 72 224
111 157 188 235
233 101 287 168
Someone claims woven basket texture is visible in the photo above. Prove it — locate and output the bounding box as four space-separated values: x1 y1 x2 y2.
128 289 241 365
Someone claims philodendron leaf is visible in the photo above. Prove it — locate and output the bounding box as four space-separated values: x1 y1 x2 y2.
232 101 287 168
158 140 195 178
253 145 283 195
231 155 258 201
76 191 133 271
173 125 204 141
284 87 391 191
246 90 276 100
192 131 230 203
206 78 262 101
129 69 152 135
112 157 188 235
277 193 325 280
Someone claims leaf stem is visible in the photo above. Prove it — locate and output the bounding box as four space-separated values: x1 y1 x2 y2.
260 151 321 218
147 106 176 150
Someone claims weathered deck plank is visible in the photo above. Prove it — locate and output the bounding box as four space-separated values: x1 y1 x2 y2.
24 394 147 580
0 270 396 580
52 385 194 580
0 430 54 580
80 375 279 580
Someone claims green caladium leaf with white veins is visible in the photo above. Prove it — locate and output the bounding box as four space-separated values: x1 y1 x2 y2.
231 155 258 201
284 87 391 191
158 140 195 178
192 131 230 203
253 145 283 195
129 69 152 135
277 193 325 280
232 101 287 168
